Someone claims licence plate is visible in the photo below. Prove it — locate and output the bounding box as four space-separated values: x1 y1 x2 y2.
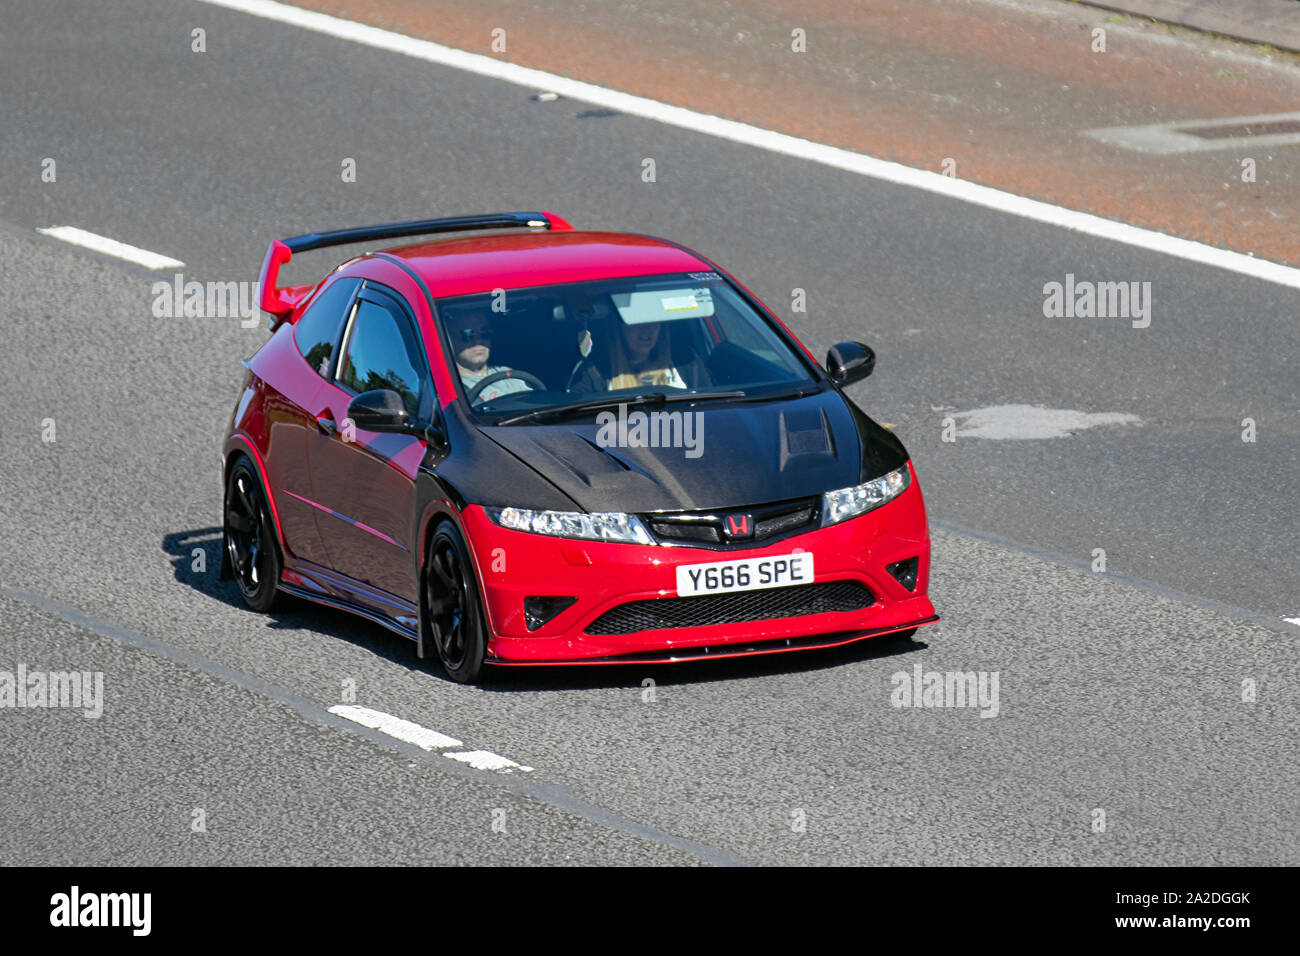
675 552 814 597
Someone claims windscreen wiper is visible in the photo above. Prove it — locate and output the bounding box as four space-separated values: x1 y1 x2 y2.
497 390 746 426
729 384 822 404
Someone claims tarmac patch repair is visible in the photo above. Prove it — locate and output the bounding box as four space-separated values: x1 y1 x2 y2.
951 405 1141 440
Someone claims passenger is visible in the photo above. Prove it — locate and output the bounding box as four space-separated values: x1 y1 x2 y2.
568 319 709 392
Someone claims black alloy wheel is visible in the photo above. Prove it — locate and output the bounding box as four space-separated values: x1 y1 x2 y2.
424 522 489 683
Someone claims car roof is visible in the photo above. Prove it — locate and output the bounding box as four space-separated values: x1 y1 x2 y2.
372 229 712 299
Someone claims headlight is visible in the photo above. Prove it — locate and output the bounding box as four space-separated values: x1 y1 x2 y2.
821 467 910 526
484 507 654 545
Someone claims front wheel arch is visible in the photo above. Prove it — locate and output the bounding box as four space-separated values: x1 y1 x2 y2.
223 453 282 612
223 447 285 569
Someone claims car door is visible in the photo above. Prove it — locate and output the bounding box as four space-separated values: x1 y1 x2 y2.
307 283 431 603
260 275 361 566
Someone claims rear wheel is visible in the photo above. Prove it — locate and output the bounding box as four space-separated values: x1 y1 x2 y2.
424 522 489 683
224 458 281 612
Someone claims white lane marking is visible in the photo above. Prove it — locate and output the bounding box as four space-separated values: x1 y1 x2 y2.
329 705 535 772
328 704 463 749
444 750 535 773
952 404 1140 440
36 226 184 269
194 0 1300 291
1283 617 1300 627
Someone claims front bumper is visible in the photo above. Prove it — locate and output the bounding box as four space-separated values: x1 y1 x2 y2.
462 472 936 664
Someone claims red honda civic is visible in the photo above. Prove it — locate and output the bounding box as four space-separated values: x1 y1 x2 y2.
221 212 937 682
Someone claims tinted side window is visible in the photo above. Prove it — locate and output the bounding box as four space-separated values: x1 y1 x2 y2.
337 298 424 415
294 278 360 378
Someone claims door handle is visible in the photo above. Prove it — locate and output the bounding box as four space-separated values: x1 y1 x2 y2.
315 415 337 435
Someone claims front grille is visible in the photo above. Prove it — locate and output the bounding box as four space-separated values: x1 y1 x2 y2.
755 506 814 538
651 520 721 545
585 580 875 635
646 497 819 549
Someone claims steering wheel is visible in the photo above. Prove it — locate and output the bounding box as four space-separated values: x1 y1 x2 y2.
468 369 547 404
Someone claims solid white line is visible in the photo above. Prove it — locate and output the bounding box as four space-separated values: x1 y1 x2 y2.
328 704 463 750
36 226 184 269
194 0 1300 291
444 750 535 773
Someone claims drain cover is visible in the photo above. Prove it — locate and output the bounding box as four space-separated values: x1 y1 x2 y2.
1084 111 1300 153
1181 119 1300 140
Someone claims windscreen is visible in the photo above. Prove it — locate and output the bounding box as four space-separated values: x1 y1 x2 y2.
435 272 817 421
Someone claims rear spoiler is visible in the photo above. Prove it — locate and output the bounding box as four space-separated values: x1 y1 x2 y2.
257 210 575 325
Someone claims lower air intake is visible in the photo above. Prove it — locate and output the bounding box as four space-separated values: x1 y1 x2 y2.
585 581 875 635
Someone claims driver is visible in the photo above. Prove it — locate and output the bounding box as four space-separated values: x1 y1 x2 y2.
449 307 533 405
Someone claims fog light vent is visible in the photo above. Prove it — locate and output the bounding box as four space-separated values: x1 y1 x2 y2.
886 557 919 591
524 596 577 631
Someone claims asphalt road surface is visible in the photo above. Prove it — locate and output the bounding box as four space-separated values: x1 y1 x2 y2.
0 0 1295 865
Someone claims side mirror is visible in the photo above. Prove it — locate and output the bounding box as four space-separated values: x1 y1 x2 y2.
826 341 875 386
347 389 412 433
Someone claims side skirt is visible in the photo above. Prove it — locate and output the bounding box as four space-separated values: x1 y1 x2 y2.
277 582 419 643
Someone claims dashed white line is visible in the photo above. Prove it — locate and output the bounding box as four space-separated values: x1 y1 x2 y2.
36 226 184 269
327 704 534 772
328 704 462 750
444 750 535 773
195 0 1300 292
1283 617 1300 627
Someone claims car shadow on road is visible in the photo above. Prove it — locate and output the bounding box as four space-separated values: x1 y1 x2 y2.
162 526 435 671
163 527 930 689
162 527 241 608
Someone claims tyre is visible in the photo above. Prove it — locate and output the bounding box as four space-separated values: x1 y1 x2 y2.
223 457 281 612
424 521 489 683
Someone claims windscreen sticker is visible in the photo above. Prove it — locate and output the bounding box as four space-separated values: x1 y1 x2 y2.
613 287 714 323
